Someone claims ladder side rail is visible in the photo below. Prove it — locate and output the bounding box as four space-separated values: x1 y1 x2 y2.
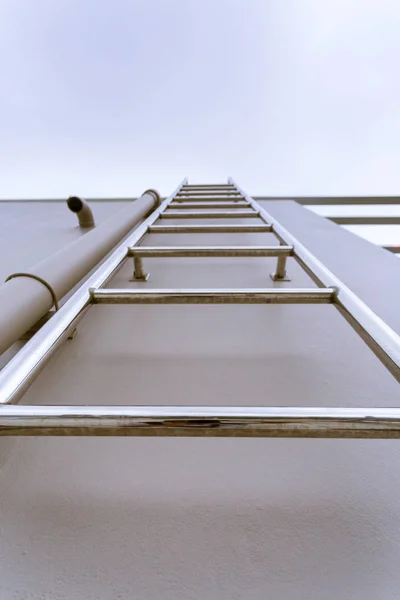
0 179 188 406
229 178 400 383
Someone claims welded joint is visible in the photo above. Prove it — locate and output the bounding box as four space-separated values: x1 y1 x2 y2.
330 286 340 301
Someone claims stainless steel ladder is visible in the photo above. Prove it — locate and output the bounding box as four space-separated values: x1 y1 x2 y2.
0 178 400 438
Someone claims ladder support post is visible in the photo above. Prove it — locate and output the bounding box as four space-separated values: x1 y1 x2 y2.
270 254 291 281
131 257 150 282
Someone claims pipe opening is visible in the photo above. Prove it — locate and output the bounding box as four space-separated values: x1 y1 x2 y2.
67 196 95 228
67 196 84 213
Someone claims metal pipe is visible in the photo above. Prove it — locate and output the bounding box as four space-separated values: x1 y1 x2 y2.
0 180 187 405
90 288 334 305
128 246 294 258
1 405 400 438
67 196 95 228
0 189 160 356
161 210 258 219
271 255 289 280
132 257 149 281
149 224 272 233
230 178 400 383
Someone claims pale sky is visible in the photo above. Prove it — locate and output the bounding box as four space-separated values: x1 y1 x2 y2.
1 0 400 199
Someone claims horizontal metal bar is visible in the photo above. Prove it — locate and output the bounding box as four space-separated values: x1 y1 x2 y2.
329 216 400 225
231 179 400 383
161 210 258 219
174 199 244 205
384 245 400 254
170 202 249 209
254 196 400 206
90 288 334 305
1 405 400 438
182 185 235 190
128 245 294 258
177 192 242 197
148 224 273 233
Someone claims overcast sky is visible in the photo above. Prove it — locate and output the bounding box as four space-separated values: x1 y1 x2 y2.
1 0 400 199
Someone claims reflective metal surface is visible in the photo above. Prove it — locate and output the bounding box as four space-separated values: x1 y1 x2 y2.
90 288 334 304
148 224 273 233
177 191 241 196
174 196 245 201
180 185 236 191
161 210 258 219
169 202 249 209
1 405 400 438
271 254 289 281
128 246 294 258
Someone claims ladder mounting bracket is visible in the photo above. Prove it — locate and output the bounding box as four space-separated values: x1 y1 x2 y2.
130 273 150 282
270 272 291 282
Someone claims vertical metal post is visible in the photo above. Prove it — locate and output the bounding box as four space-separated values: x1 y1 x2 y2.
132 256 149 281
270 252 290 281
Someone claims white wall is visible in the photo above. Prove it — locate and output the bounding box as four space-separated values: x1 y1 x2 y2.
0 199 399 599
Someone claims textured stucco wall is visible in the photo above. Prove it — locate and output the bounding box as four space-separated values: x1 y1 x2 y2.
0 200 400 599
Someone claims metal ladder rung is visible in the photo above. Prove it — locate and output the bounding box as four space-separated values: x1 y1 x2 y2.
2 405 398 438
148 224 273 233
161 210 258 219
181 185 236 190
177 191 242 197
128 245 293 258
175 195 245 201
169 202 249 209
90 288 335 305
